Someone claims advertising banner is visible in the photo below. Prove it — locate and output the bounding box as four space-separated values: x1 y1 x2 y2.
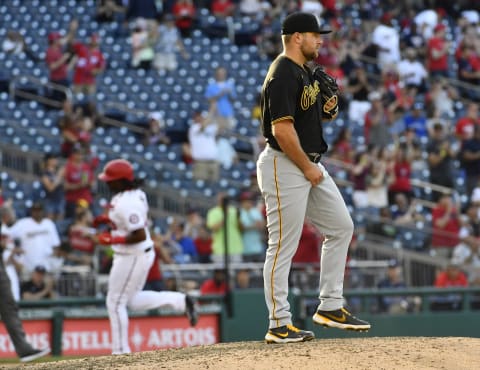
62 315 219 356
0 315 219 358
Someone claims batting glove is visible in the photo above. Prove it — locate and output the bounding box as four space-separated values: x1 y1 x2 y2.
93 214 114 228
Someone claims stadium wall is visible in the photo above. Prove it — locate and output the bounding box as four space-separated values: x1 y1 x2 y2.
1 288 479 358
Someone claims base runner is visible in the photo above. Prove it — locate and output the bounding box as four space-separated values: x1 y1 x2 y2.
95 159 198 354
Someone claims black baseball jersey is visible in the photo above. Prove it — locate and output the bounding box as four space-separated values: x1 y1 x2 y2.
260 56 328 154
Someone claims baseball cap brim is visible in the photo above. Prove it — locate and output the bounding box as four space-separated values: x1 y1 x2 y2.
98 172 115 182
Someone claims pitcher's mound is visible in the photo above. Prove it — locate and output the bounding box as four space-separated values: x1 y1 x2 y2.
17 337 480 370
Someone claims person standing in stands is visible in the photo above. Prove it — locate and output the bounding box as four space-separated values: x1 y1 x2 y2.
426 23 450 79
45 31 77 102
426 122 455 201
188 110 220 182
172 0 197 38
206 192 244 263
205 67 237 130
238 191 266 263
72 34 106 96
459 124 480 200
63 144 95 219
431 193 461 259
8 202 61 274
40 153 65 221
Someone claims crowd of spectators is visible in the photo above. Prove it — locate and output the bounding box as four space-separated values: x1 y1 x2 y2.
1 0 480 312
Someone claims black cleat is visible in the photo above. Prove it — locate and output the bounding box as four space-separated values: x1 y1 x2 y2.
313 307 371 331
265 324 315 344
185 295 198 326
20 348 50 363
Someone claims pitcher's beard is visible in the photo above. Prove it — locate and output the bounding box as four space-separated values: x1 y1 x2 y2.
301 46 318 62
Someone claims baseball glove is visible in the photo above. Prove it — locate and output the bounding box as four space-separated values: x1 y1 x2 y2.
312 67 339 120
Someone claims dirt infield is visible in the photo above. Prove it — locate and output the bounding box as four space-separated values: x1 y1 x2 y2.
9 337 480 370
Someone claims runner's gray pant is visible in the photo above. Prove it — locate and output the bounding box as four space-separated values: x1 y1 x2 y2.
0 256 36 357
257 146 354 329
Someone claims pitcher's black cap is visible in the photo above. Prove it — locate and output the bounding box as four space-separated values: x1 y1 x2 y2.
282 12 332 35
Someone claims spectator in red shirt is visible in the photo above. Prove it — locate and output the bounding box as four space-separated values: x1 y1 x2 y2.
315 31 341 68
194 224 213 264
431 194 461 259
292 221 323 264
431 263 468 311
434 264 468 288
325 60 347 107
72 34 106 96
63 144 95 219
60 114 82 158
200 268 228 295
66 207 96 267
388 145 412 204
455 102 480 141
172 0 197 38
321 0 337 19
45 32 77 102
144 232 174 291
329 127 354 164
211 0 235 18
426 23 450 78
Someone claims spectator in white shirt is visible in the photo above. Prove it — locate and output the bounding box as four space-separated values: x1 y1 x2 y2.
300 0 324 20
130 18 156 69
2 30 24 54
239 0 271 19
8 203 61 273
372 13 401 71
426 77 459 120
216 123 238 170
2 29 40 62
461 10 480 26
397 48 428 93
154 14 189 72
188 111 220 182
414 8 438 41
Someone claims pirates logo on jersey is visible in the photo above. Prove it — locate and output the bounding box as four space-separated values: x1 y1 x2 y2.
300 81 320 111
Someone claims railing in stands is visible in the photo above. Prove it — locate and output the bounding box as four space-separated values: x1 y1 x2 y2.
0 141 211 218
9 75 73 109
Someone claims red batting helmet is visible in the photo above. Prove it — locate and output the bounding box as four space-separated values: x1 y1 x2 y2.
98 159 134 182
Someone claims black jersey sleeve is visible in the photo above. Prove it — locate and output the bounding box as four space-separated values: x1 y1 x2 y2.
266 76 299 125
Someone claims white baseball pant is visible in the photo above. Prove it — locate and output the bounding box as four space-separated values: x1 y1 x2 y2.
106 248 186 354
257 146 354 329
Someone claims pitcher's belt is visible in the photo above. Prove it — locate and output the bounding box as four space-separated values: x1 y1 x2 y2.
268 145 322 163
307 153 322 163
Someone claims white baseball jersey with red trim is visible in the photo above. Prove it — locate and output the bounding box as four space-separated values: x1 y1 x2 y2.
108 189 152 254
105 188 186 355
